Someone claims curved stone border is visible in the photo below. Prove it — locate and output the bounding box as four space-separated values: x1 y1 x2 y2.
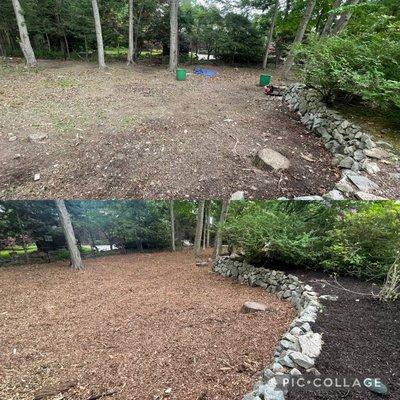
213 256 323 400
283 84 398 201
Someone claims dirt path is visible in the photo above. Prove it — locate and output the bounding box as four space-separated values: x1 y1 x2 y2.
0 251 294 400
0 59 339 199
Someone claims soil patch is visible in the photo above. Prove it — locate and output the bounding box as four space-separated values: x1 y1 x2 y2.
278 268 400 400
0 250 295 400
0 59 339 199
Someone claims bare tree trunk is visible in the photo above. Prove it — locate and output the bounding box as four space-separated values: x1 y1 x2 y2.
263 0 279 70
213 200 229 259
16 210 29 264
285 0 291 18
127 0 134 65
282 0 316 80
133 3 145 62
202 202 208 250
91 0 106 69
55 200 84 270
194 200 205 258
169 0 179 72
170 200 176 251
321 0 343 37
330 0 359 35
206 202 211 248
11 0 36 66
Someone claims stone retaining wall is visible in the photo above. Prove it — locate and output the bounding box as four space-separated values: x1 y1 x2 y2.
213 256 323 400
283 84 397 201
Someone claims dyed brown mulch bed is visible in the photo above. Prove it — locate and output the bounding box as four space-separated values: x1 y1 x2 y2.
0 251 295 400
281 268 400 400
0 59 339 199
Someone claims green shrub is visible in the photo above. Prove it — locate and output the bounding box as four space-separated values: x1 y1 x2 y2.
295 28 400 114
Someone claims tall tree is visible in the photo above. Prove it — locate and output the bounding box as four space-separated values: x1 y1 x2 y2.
127 0 135 65
213 200 229 258
263 0 279 70
170 200 176 251
169 0 179 72
282 0 317 80
11 0 36 66
330 0 360 35
194 200 205 257
321 0 343 36
91 0 106 68
55 200 84 270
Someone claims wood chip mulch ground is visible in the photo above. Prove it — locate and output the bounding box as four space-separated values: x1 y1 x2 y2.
0 250 295 400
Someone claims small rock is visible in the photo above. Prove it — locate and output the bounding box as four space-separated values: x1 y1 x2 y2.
362 161 380 175
289 351 315 369
254 148 290 171
323 190 345 201
8 136 17 142
294 196 324 201
34 173 41 181
241 301 268 314
306 367 321 376
28 133 48 142
363 378 388 395
335 180 354 194
298 332 322 358
230 191 245 201
319 295 338 301
13 154 22 159
290 368 302 376
348 175 379 192
355 192 387 201
365 147 391 160
164 388 172 396
339 156 354 169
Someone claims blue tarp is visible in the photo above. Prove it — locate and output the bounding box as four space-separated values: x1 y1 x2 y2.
193 68 217 77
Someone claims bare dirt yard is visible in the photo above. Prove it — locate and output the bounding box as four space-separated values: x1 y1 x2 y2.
0 250 295 400
0 59 341 199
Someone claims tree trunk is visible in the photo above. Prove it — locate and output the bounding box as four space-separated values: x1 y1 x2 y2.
282 0 316 80
202 202 208 250
170 200 176 251
169 0 179 72
263 0 279 70
213 200 229 259
127 0 134 65
330 0 359 36
206 202 211 248
194 200 205 258
55 200 84 270
285 0 291 18
91 0 106 68
11 0 36 66
133 3 145 62
16 210 29 264
321 0 343 36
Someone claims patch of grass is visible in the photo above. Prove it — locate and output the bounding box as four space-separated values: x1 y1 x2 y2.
54 117 77 133
58 77 76 89
0 244 38 260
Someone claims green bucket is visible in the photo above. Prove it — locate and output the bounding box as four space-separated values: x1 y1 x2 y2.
260 74 271 86
176 68 187 81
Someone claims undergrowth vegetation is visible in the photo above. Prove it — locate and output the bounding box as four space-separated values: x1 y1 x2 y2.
222 201 400 281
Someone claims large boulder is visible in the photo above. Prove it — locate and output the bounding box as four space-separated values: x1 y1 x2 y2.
254 148 290 172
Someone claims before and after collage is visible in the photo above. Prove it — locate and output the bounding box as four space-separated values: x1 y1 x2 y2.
0 0 399 399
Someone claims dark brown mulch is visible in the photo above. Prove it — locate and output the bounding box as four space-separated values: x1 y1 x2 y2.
279 268 400 400
0 250 295 400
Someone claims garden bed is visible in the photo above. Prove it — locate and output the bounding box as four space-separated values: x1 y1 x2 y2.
282 268 400 400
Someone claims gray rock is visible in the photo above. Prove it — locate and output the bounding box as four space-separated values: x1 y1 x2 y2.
298 332 322 358
306 367 321 376
323 190 345 201
294 196 324 201
290 327 302 336
243 393 261 400
362 160 380 175
355 192 387 201
339 156 354 169
389 172 400 180
29 133 48 142
348 174 379 192
363 379 388 395
8 136 17 142
364 147 391 160
353 149 365 161
257 386 285 400
254 148 291 171
241 301 268 314
289 352 315 369
335 180 355 194
280 354 295 368
290 368 302 376
319 295 338 301
231 191 245 201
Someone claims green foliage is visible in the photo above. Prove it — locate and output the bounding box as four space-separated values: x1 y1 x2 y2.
295 1 400 116
222 201 400 281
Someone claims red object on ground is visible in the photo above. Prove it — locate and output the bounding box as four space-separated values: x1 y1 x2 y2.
264 85 273 96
